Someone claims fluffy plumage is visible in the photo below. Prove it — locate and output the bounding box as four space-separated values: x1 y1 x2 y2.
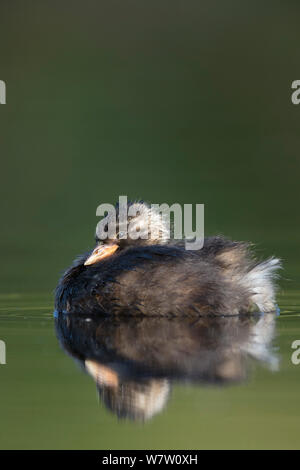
55 202 281 316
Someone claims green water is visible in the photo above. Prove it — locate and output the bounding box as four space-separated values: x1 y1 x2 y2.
0 291 299 449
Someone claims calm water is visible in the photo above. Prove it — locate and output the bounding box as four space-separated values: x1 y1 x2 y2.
0 291 300 449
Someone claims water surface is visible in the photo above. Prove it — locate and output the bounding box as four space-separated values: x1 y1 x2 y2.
0 291 300 449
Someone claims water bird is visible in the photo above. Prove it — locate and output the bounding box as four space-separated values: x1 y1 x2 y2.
55 201 280 316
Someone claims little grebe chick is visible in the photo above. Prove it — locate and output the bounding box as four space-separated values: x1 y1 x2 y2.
55 201 280 316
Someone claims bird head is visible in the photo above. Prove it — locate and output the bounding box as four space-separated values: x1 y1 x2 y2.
84 201 170 266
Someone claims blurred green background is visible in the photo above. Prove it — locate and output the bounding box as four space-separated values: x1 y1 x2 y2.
0 0 299 293
0 0 300 450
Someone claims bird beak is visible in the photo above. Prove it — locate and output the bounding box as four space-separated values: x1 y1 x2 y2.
84 243 119 266
85 360 119 388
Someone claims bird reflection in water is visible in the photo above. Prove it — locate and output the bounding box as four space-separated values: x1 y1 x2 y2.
55 313 278 422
